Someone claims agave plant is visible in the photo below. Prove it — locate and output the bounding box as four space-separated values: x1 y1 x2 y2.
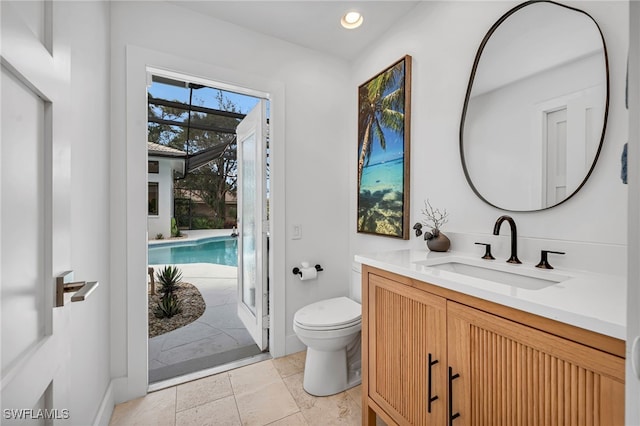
155 265 183 296
154 294 183 319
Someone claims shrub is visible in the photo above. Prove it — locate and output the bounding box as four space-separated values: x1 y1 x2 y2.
211 217 225 229
192 217 218 229
224 220 238 229
156 265 182 296
156 233 164 240
171 218 182 238
154 294 183 318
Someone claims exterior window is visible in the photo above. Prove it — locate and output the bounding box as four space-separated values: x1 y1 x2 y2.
148 182 159 215
148 160 159 174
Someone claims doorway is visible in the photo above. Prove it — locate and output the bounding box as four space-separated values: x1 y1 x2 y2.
146 71 271 385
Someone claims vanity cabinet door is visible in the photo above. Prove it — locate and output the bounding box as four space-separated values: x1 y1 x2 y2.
367 273 447 425
447 301 624 426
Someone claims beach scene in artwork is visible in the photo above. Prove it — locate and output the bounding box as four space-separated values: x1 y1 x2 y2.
357 59 407 237
358 143 405 236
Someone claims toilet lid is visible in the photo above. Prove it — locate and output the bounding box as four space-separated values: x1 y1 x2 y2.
294 296 361 329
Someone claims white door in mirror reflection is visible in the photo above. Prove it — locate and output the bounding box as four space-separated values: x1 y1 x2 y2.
545 108 567 205
538 87 603 207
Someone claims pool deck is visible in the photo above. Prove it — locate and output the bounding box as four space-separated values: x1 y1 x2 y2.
148 228 236 245
148 228 261 384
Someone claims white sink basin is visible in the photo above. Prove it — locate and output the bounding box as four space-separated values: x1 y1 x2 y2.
414 258 571 290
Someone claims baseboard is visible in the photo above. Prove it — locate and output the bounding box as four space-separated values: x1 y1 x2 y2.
92 381 115 426
284 333 306 355
111 375 148 405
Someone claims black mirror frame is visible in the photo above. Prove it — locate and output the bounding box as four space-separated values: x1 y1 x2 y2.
459 0 610 212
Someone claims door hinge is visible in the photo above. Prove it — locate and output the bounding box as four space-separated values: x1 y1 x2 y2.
263 315 270 329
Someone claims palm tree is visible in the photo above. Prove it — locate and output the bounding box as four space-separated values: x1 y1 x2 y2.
357 61 406 188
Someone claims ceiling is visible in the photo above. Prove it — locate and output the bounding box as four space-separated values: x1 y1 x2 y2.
169 1 422 60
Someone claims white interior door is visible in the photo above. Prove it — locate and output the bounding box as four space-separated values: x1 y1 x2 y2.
1 1 73 422
236 100 268 351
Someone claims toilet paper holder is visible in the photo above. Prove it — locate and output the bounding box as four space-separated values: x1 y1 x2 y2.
292 264 324 276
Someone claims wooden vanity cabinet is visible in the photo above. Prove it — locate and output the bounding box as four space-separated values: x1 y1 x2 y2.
362 266 625 426
447 301 624 426
366 272 448 425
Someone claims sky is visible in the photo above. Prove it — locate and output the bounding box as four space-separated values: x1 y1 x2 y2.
365 128 404 166
360 61 406 167
148 80 261 115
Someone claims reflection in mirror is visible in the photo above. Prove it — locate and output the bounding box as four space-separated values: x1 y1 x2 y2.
460 0 608 211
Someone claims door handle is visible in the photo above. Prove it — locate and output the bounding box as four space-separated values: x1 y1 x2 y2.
448 366 460 426
56 271 99 307
428 353 439 413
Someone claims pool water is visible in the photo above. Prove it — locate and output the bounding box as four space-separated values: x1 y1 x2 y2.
148 237 238 266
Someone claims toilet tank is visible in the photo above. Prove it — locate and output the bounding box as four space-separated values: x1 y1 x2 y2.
350 261 362 303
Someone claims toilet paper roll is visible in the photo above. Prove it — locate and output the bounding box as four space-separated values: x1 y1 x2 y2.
299 267 318 281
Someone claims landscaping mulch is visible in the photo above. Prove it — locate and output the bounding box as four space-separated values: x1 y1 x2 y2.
148 282 206 338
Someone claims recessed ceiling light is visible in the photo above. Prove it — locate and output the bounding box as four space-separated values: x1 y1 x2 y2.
341 11 363 29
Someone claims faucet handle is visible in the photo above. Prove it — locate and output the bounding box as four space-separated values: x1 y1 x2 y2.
535 250 565 269
474 242 495 260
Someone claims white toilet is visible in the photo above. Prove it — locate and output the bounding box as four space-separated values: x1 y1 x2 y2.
293 262 362 396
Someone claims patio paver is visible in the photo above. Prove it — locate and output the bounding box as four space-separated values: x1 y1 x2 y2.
148 262 261 383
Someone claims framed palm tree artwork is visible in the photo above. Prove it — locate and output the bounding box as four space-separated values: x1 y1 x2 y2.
357 55 412 239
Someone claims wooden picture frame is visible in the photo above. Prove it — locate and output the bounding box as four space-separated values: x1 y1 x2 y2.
357 55 412 239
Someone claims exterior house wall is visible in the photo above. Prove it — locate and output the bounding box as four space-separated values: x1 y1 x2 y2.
147 157 181 239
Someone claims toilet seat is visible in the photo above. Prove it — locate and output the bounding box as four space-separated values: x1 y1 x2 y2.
294 296 361 331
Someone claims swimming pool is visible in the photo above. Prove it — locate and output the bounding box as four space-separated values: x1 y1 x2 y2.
148 237 238 266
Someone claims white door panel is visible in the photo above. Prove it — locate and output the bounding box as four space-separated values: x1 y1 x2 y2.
1 1 72 422
237 100 268 351
1 65 47 372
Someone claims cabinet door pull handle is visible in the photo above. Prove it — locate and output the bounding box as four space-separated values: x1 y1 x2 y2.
428 353 439 413
448 366 460 425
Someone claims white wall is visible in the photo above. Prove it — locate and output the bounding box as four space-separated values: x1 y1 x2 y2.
61 1 112 424
350 1 629 271
109 0 351 400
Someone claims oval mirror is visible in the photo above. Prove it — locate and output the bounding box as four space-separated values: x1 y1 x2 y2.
460 0 609 211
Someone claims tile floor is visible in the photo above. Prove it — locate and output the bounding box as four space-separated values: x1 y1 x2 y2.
110 351 366 426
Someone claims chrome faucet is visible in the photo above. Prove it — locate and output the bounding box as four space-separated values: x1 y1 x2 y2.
492 215 521 264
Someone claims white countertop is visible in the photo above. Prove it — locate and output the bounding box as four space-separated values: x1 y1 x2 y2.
355 249 626 340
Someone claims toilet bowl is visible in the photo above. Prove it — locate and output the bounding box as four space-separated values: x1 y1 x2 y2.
293 262 362 396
